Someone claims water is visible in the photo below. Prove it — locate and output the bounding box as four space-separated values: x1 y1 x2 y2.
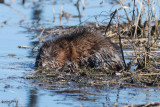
0 0 160 107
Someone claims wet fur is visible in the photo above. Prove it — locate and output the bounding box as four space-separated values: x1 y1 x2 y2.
35 28 123 71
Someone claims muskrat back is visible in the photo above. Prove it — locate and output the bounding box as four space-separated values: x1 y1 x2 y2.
35 28 123 71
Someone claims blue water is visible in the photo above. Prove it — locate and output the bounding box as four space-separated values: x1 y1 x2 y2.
0 0 160 107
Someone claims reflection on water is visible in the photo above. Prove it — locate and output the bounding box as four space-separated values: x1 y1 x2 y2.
31 2 42 26
0 0 160 107
75 0 82 24
22 0 25 5
0 0 4 3
27 88 38 107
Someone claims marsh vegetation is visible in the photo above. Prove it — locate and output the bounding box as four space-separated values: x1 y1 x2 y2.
22 0 160 87
1 0 160 106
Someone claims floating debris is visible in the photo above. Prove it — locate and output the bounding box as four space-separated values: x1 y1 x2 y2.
124 102 160 107
8 54 16 57
18 45 32 49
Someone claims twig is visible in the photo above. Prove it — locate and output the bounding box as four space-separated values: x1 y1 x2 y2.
105 9 117 35
59 5 63 25
52 8 56 23
117 9 127 70
8 0 16 5
119 1 131 22
133 0 143 38
139 73 160 76
144 0 152 68
75 0 82 25
124 50 160 53
18 46 32 49
21 70 40 78
147 0 151 52
132 0 136 23
81 0 85 9
6 5 26 19
39 28 45 41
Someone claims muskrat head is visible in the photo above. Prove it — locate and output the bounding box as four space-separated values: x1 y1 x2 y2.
35 40 69 70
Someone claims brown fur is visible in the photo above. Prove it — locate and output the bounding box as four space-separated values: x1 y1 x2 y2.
35 28 123 71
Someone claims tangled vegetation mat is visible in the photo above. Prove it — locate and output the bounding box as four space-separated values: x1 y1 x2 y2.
23 23 160 87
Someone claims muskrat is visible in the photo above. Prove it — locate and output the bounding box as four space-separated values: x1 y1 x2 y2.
35 28 123 72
